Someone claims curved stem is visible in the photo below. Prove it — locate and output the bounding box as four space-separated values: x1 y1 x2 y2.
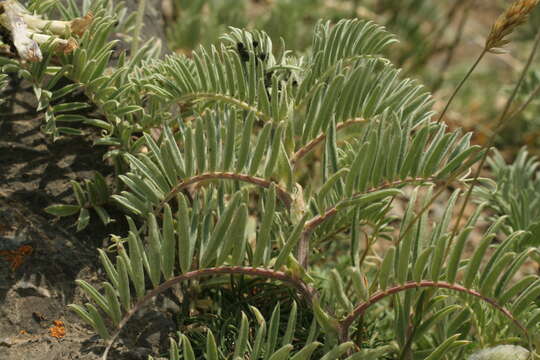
102 266 316 360
394 153 484 247
339 280 527 342
291 118 368 167
156 172 293 212
297 177 440 266
305 176 439 234
179 92 269 122
298 208 338 268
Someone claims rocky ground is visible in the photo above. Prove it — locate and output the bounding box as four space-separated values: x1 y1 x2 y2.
0 1 173 358
0 74 181 360
0 76 111 359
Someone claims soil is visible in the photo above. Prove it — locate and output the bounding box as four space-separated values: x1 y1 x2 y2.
0 79 175 360
0 73 105 359
0 2 173 358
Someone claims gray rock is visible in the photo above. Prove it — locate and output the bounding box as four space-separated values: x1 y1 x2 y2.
468 345 529 360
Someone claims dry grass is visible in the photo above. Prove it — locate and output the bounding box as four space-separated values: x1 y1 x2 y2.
485 0 539 52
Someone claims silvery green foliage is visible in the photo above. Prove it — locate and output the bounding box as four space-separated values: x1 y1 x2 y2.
2 1 540 359
475 147 540 247
467 345 529 360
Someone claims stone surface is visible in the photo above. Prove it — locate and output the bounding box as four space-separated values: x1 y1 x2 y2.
468 345 530 360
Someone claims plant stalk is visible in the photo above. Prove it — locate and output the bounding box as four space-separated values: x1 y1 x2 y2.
101 266 317 360
437 49 487 122
451 29 540 239
508 81 540 121
339 280 527 342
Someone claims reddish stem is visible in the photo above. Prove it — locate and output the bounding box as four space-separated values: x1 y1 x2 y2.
157 172 292 211
297 177 438 267
339 280 527 342
291 118 367 167
102 266 315 360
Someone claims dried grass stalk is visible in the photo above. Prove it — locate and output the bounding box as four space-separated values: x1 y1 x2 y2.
485 0 540 53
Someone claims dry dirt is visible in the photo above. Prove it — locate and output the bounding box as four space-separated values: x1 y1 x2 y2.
0 2 174 358
0 78 177 360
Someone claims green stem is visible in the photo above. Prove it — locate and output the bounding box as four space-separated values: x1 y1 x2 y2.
180 92 270 122
267 64 303 72
431 1 473 92
508 82 540 122
437 49 487 122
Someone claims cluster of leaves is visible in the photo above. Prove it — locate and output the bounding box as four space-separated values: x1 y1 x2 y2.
164 0 462 87
165 0 540 152
1 0 161 227
476 147 540 250
2 1 540 359
165 0 336 52
146 309 394 360
46 172 111 231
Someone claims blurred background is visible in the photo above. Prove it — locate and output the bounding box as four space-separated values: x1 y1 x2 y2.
161 0 540 157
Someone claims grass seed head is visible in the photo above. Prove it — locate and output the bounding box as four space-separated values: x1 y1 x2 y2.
485 0 540 53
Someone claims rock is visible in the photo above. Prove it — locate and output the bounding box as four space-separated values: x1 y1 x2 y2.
13 276 51 298
468 345 529 360
0 337 13 347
